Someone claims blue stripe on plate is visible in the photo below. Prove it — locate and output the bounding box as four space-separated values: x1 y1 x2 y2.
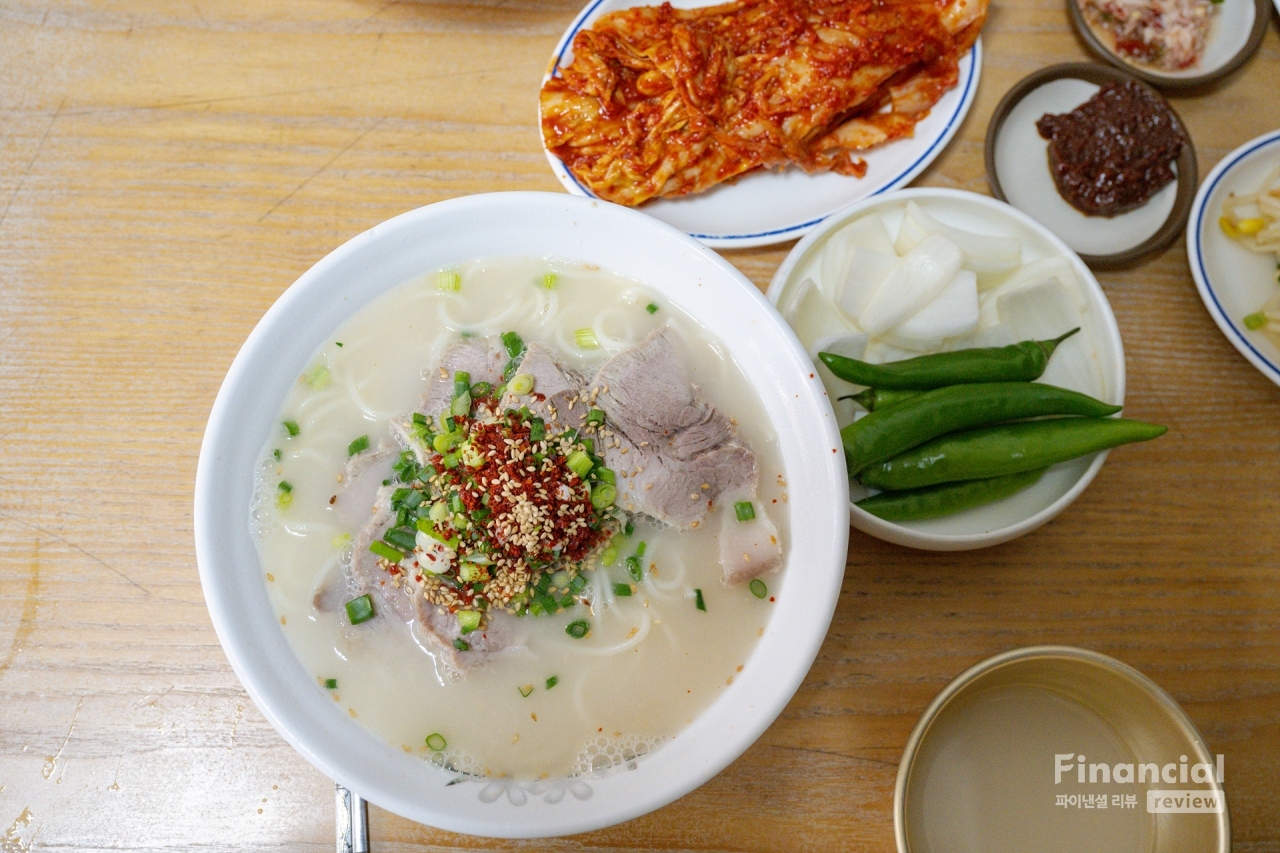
1193 132 1280 378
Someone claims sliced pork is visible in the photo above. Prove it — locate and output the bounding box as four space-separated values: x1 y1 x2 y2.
391 339 506 457
498 342 591 429
590 328 756 530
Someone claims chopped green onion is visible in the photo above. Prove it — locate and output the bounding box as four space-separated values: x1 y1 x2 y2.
347 435 370 456
574 327 600 349
634 541 646 560
457 610 481 634
529 417 546 442
278 480 293 493
434 431 464 454
508 373 534 396
645 302 659 314
546 675 559 690
1244 312 1267 330
591 483 617 509
425 732 447 751
580 437 595 455
345 594 375 625
304 365 331 390
587 408 606 426
568 575 587 594
750 579 767 599
565 619 590 639
528 598 546 617
623 519 635 537
332 533 352 549
734 501 756 522
694 588 706 611
594 466 616 485
613 582 633 597
383 528 417 551
283 420 300 437
335 342 343 347
600 545 618 566
542 273 559 289
470 381 493 398
558 592 574 608
272 448 281 461
518 684 534 698
453 638 470 651
449 493 464 513
437 271 461 292
324 678 337 689
402 490 425 510
276 490 292 508
501 331 525 359
451 392 471 418
567 450 593 479
625 555 642 582
368 540 403 562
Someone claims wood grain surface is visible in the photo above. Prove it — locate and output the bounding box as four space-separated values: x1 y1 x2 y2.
1 1 1278 850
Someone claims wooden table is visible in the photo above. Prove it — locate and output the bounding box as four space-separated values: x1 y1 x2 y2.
2 1 1278 849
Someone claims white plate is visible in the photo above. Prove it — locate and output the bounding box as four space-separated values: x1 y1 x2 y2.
195 192 849 837
768 189 1126 551
1187 129 1280 389
540 0 981 249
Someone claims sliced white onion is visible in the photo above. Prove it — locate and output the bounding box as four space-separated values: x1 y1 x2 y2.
904 201 1022 276
887 269 979 349
819 215 896 300
836 247 898 323
858 233 963 336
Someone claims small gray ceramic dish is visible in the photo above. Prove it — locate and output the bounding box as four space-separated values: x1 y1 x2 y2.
1068 0 1268 89
985 63 1197 270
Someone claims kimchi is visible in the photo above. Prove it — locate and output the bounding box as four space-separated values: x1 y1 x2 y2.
540 0 988 206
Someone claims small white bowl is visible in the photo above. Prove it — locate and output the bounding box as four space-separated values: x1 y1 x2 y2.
767 189 1126 551
195 192 849 837
1187 129 1280 389
1068 0 1268 90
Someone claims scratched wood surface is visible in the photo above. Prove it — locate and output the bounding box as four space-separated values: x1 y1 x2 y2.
1 0 1278 850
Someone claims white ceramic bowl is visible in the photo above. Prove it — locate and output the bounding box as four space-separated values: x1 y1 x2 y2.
195 192 849 837
767 189 1126 551
1186 129 1280 389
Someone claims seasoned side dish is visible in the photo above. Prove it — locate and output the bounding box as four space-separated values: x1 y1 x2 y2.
1079 0 1216 72
541 0 988 206
1220 160 1280 347
252 258 787 779
1036 81 1187 218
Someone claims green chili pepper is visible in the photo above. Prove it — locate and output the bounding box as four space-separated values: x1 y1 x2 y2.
841 388 922 412
857 468 1048 521
858 417 1167 491
819 328 1079 390
841 382 1123 473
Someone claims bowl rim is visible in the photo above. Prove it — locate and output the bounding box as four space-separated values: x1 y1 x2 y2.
983 62 1198 271
766 187 1127 551
892 644 1232 853
1066 0 1268 90
1185 128 1280 390
194 190 850 837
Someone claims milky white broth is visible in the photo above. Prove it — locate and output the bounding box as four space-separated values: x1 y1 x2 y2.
251 257 789 779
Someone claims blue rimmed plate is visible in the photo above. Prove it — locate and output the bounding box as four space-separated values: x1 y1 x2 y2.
1187 129 1280 389
540 0 982 249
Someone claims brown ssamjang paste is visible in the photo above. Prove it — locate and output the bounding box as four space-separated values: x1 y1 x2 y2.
1036 81 1187 217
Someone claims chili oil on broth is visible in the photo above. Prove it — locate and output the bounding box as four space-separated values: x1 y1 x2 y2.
251 257 788 779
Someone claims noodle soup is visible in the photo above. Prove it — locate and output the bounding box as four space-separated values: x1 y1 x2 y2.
252 257 789 779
